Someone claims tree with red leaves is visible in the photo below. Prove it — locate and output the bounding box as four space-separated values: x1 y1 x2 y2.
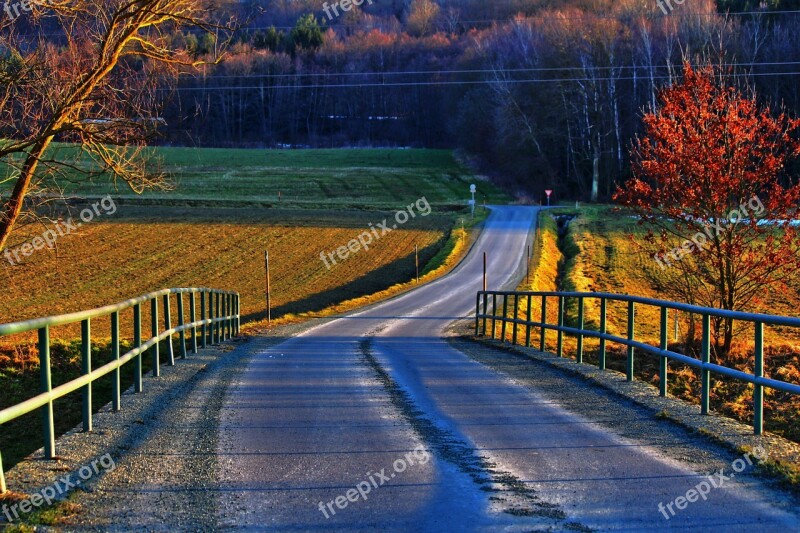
614 62 800 356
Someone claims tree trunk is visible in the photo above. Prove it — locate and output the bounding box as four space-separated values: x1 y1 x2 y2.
591 133 600 202
0 138 51 251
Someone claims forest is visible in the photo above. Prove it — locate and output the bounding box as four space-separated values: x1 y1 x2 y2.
9 0 800 199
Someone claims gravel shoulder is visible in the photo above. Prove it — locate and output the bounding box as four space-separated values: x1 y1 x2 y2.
0 320 326 531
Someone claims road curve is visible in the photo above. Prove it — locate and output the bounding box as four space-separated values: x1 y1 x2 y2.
216 206 800 531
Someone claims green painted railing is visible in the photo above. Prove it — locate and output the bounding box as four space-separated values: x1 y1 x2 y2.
0 287 240 494
475 290 800 436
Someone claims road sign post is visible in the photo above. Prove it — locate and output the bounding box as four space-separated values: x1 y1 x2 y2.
545 189 553 206
470 184 476 218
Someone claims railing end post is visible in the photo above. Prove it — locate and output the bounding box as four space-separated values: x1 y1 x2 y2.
0 449 6 494
754 321 764 435
38 326 56 460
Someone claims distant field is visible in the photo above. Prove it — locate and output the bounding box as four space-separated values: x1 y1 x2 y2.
0 206 454 326
2 146 506 207
1 148 506 326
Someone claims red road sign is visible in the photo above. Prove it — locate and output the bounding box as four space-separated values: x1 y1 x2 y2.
545 190 553 197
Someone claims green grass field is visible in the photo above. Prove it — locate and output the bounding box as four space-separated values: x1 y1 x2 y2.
3 147 505 207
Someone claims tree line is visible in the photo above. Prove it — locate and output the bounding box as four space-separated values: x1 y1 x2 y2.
156 0 800 200
2 0 799 203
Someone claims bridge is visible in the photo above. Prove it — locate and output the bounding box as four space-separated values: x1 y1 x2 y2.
1 206 799 530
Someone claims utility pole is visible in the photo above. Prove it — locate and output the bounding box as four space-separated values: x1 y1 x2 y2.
483 252 487 291
265 250 272 324
415 244 419 283
526 244 530 286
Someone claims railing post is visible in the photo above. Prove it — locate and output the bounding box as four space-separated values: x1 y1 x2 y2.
39 326 55 459
557 296 564 358
151 297 160 377
599 297 607 370
576 296 584 364
215 292 221 344
200 290 207 348
475 292 480 335
0 450 5 494
627 301 635 381
81 319 92 432
208 291 215 345
501 295 508 342
219 291 224 342
164 294 175 365
512 295 519 345
540 295 547 352
220 293 226 341
226 293 231 340
659 306 668 397
525 295 532 347
177 293 187 359
491 294 497 340
111 311 121 412
233 294 238 336
754 321 764 435
134 303 142 393
190 292 198 354
482 292 488 335
237 293 241 335
701 313 711 415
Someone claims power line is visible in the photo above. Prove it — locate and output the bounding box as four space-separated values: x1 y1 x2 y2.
239 9 800 30
174 61 800 80
157 69 800 91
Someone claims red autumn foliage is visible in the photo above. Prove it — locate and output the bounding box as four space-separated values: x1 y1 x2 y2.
614 62 800 354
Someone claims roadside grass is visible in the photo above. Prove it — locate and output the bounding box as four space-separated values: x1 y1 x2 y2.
0 489 83 530
243 206 489 331
498 206 800 445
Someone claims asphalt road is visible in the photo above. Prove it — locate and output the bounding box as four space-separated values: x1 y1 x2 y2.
214 206 800 531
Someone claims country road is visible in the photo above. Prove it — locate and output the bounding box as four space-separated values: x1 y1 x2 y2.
66 206 799 531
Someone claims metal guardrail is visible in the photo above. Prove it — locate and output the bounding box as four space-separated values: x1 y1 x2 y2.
475 290 800 436
0 287 240 493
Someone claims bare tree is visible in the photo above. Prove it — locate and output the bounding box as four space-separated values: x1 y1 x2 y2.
0 0 231 251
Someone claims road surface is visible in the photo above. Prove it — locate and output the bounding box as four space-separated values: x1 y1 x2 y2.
65 206 800 531
214 206 799 531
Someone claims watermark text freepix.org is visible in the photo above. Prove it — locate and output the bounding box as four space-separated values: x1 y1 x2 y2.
3 195 117 266
322 0 374 22
319 197 431 270
317 445 431 518
658 446 766 520
2 453 116 523
656 0 688 15
653 195 765 270
4 0 54 21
